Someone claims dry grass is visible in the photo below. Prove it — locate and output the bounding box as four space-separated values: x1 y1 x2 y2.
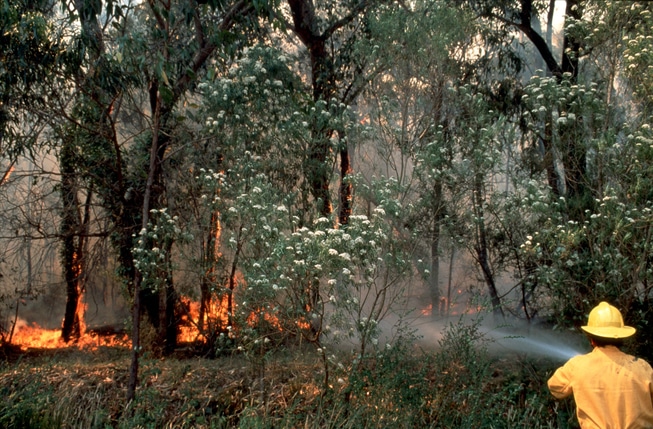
0 344 328 428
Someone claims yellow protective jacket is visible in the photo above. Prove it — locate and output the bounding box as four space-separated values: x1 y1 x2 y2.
548 345 653 429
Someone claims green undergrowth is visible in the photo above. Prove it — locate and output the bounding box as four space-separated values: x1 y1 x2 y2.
0 321 579 428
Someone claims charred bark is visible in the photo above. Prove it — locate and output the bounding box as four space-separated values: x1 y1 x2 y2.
60 142 81 342
60 139 92 343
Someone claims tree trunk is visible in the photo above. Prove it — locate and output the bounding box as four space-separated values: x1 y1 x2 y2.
60 0 108 345
430 235 441 318
446 248 455 316
60 141 84 343
128 88 161 402
429 179 444 318
153 237 178 355
542 114 562 196
126 270 141 403
559 0 593 221
287 0 369 219
338 133 353 225
516 0 592 221
473 174 504 320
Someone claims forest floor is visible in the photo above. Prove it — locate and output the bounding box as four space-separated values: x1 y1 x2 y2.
0 342 343 427
0 322 579 428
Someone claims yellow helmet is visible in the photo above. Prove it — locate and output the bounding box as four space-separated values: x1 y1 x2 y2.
581 301 636 339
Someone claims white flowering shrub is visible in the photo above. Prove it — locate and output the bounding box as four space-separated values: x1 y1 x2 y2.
241 204 412 353
516 120 653 319
194 43 355 223
514 66 650 322
522 73 607 150
132 208 184 291
617 5 652 107
182 42 371 354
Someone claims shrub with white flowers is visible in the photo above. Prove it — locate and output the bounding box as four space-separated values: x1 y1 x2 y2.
132 208 184 291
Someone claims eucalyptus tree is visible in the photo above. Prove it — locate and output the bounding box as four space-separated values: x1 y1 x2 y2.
0 0 126 344
55 0 117 344
278 0 400 225
455 0 591 216
99 0 267 400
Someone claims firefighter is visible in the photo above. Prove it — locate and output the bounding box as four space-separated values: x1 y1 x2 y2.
547 301 653 428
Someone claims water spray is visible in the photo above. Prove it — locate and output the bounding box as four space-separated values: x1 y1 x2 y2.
485 327 587 361
411 311 587 361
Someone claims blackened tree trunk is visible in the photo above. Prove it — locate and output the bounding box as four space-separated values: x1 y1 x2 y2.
303 21 335 218
60 141 86 343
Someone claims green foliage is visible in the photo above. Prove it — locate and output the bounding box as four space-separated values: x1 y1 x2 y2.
0 0 60 157
2 2 653 426
196 42 352 213
423 319 568 428
0 381 62 429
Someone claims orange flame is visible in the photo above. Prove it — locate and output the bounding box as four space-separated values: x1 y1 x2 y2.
9 292 308 351
11 322 66 350
178 297 230 343
8 318 129 351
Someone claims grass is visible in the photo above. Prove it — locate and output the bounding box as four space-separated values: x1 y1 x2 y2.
0 323 580 428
